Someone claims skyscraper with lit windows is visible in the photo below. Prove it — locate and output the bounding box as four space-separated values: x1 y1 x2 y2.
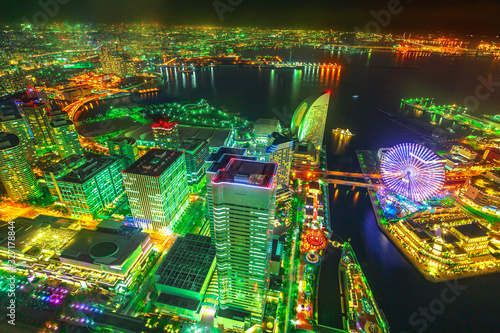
266 132 294 203
153 120 180 149
205 147 250 244
43 154 124 217
0 113 36 165
266 132 294 188
177 139 209 186
101 50 137 77
291 92 330 148
49 119 83 159
19 101 54 149
107 138 140 168
122 149 189 232
0 132 41 201
211 159 277 324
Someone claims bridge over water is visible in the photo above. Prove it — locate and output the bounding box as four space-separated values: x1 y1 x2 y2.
292 167 382 189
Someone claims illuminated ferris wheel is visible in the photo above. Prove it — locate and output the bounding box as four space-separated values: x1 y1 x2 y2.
380 143 445 202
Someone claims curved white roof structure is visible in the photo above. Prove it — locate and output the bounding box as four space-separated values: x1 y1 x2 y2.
291 92 331 148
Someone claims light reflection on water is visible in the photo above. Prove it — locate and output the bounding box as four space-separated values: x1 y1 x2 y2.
77 49 500 332
331 132 352 155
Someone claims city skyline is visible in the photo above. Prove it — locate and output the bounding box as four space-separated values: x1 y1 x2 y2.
1 6 500 333
1 0 500 34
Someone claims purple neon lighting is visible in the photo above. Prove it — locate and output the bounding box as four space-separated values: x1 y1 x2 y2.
380 143 445 202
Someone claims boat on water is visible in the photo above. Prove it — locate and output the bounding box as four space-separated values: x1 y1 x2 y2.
332 128 354 136
99 92 131 100
274 64 305 70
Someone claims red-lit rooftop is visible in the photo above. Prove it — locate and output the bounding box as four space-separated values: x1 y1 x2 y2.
17 99 46 108
152 120 177 130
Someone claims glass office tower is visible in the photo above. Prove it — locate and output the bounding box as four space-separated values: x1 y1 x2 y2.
212 159 277 323
0 132 41 201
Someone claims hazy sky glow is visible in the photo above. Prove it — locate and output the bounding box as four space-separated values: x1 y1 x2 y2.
1 0 499 34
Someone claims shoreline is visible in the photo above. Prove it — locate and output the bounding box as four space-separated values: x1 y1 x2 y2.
315 145 331 324
366 188 500 282
356 151 500 283
338 242 390 333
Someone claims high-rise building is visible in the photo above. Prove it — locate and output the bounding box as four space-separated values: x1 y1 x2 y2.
122 149 189 232
0 132 41 201
0 113 36 165
266 132 294 188
290 92 331 148
42 154 124 217
293 141 319 168
43 154 85 200
177 139 209 186
46 109 70 122
205 147 250 244
153 120 180 149
49 119 83 159
266 133 294 204
212 159 278 323
107 138 140 168
253 118 281 146
18 100 54 149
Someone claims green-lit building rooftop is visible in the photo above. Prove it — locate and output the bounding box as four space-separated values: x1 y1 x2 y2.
154 233 216 321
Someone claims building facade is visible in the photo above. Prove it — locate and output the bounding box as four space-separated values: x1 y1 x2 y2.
451 145 478 160
153 120 180 149
177 139 209 186
43 154 124 216
19 101 54 149
266 132 294 188
43 155 85 200
290 92 330 148
49 119 83 159
205 147 250 244
107 138 140 168
0 113 36 165
450 223 490 254
211 159 277 323
0 132 41 201
122 149 189 232
463 173 500 214
483 148 500 165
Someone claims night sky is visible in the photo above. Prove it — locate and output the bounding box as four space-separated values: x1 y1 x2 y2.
1 0 499 34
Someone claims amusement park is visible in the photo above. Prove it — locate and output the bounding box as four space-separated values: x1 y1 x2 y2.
357 143 500 281
291 137 500 332
294 137 500 284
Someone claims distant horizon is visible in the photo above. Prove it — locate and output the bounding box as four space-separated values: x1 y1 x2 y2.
1 0 499 35
1 22 499 39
